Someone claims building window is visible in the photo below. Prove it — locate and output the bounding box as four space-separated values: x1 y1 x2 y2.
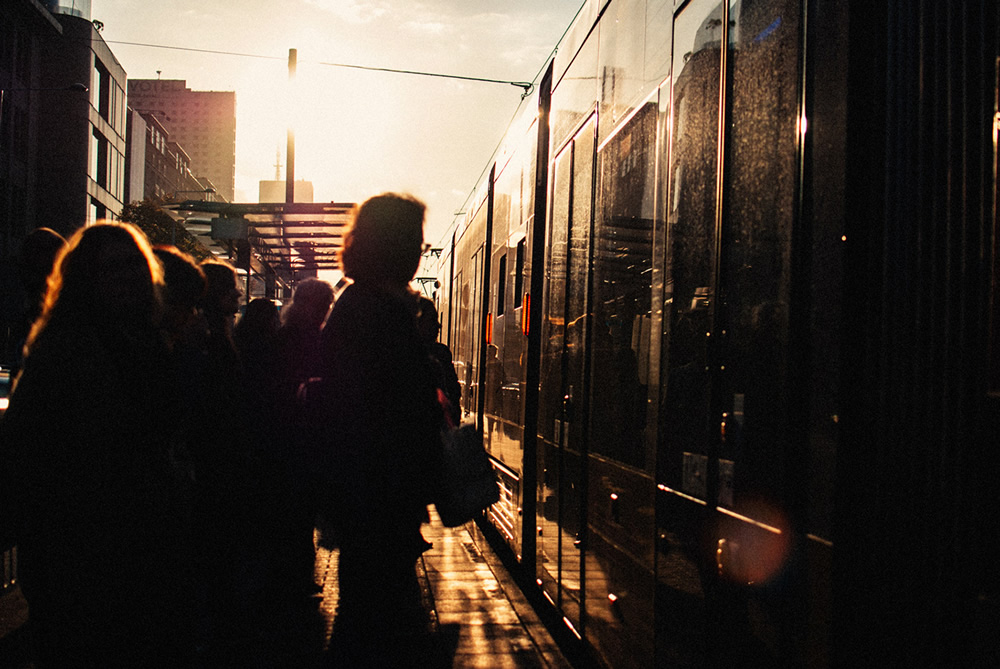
110 80 125 132
89 130 98 182
93 60 111 122
91 128 109 189
89 198 103 224
110 147 124 199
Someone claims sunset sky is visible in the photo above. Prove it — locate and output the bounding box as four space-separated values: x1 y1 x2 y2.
95 0 584 245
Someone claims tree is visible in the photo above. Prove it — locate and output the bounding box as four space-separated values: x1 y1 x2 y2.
119 200 214 261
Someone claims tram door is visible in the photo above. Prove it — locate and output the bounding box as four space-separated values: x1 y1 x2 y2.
656 2 723 663
712 0 804 660
537 115 596 635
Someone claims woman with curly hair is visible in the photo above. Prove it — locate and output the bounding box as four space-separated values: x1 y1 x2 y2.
0 222 194 666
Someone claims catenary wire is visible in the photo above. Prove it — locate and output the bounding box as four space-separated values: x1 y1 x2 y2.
102 40 531 91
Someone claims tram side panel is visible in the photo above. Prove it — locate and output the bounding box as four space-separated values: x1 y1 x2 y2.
458 1 822 667
582 9 679 669
443 88 547 567
443 0 998 666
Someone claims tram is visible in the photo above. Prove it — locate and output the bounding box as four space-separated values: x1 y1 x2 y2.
435 1 999 667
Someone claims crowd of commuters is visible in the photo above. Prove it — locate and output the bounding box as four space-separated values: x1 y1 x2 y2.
0 193 452 667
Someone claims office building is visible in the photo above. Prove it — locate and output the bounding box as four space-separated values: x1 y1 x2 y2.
1 0 127 363
126 79 236 203
1 0 124 239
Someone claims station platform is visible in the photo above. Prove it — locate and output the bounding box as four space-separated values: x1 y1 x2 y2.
0 511 573 668
316 509 572 668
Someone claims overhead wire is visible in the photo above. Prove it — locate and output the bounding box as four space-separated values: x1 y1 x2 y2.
102 39 532 91
435 1 586 248
314 60 531 93
101 40 283 61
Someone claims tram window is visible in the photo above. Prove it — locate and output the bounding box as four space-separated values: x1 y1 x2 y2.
538 145 573 444
589 101 658 470
597 0 646 139
496 254 507 317
551 37 600 151
514 240 525 308
662 0 723 484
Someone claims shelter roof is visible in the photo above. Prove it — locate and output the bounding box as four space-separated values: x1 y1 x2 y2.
164 201 355 274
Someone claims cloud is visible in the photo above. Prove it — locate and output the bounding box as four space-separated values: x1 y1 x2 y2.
404 20 449 36
304 0 390 24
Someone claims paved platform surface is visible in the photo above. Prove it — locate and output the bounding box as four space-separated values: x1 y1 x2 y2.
1 512 572 668
316 509 572 668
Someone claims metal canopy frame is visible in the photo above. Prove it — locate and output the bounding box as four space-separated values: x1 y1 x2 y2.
164 201 355 274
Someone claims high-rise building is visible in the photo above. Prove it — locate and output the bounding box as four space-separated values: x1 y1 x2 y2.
126 79 236 203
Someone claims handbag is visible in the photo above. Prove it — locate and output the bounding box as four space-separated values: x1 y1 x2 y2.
434 422 500 527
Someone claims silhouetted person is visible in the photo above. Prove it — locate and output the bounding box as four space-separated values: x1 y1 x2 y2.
7 227 66 379
278 278 334 396
233 294 328 661
193 259 246 493
233 295 282 481
153 247 210 448
272 279 334 590
235 297 281 412
235 297 279 356
0 223 194 667
195 259 267 662
199 259 243 388
416 296 460 428
153 246 207 355
233 296 282 485
318 193 442 667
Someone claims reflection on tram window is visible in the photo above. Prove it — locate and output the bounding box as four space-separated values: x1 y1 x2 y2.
590 101 657 471
662 0 723 484
719 0 798 514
